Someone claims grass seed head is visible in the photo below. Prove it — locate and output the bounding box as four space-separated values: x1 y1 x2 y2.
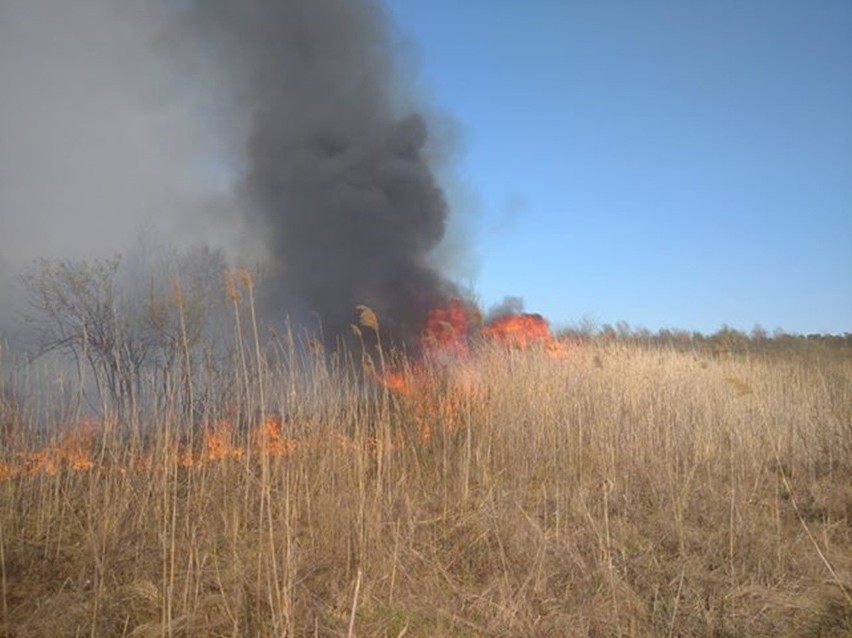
356 305 379 333
223 270 240 303
171 278 185 308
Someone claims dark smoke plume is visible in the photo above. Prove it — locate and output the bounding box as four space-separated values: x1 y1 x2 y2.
186 0 460 349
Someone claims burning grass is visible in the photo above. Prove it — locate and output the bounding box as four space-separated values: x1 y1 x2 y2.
1 332 851 636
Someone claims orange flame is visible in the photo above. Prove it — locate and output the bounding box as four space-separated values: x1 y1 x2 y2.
0 421 97 479
373 302 571 440
176 416 298 468
483 313 550 347
250 415 298 457
0 416 300 479
177 421 244 468
377 371 414 396
483 313 569 357
420 298 469 358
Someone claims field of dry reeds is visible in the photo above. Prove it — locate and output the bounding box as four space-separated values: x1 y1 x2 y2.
1 325 850 637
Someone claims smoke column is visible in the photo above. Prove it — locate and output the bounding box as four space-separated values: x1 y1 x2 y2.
185 0 460 348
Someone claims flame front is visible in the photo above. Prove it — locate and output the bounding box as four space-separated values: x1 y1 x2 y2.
0 301 573 481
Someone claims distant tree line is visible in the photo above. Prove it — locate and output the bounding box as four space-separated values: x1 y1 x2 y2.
557 320 852 359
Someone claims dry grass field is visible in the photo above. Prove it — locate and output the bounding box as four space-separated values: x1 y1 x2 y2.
0 331 850 636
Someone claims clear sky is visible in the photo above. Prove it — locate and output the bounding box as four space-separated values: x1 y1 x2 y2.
385 0 852 335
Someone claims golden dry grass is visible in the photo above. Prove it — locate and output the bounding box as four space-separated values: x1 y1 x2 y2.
0 339 850 637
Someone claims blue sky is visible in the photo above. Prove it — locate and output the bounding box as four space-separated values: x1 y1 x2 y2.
385 1 852 335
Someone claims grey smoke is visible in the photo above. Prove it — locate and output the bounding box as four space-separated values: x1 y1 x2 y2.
488 296 526 321
0 2 245 265
0 1 254 351
0 0 464 350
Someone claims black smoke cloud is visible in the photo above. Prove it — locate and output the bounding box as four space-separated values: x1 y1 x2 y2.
183 0 460 348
